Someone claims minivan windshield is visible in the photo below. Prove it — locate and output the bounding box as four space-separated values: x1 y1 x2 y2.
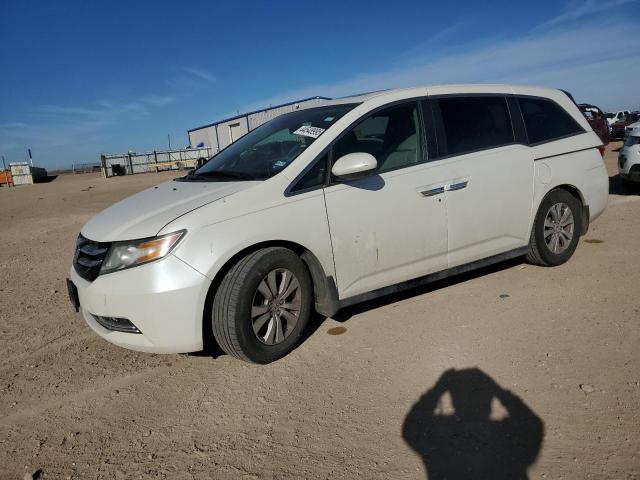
183 104 356 181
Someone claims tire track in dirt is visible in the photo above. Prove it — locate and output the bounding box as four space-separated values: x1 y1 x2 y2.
0 362 186 427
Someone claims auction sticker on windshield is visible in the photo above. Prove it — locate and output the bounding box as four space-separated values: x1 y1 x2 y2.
293 125 325 138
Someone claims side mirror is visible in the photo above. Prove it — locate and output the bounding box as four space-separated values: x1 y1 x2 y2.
331 152 377 180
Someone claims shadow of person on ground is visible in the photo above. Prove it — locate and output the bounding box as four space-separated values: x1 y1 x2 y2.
403 368 544 480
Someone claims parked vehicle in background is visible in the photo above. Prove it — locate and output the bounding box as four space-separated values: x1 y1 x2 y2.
625 121 640 139
611 112 640 140
67 84 608 363
578 104 610 145
606 110 630 126
619 125 640 186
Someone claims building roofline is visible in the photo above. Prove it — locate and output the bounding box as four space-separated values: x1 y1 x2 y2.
188 96 332 133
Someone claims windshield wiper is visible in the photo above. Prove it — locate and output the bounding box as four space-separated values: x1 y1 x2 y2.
177 170 256 182
195 170 256 181
177 172 209 181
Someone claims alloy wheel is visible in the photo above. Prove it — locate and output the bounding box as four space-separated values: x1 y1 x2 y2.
251 268 301 345
544 202 575 254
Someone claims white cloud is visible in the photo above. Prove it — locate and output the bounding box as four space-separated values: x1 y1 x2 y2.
243 21 639 113
0 94 177 162
536 0 638 29
180 67 215 83
166 66 216 88
36 95 175 123
429 20 472 44
142 95 176 107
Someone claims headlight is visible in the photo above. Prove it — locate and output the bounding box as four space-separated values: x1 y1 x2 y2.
100 230 185 274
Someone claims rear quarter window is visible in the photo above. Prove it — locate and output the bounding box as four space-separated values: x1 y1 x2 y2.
519 98 584 145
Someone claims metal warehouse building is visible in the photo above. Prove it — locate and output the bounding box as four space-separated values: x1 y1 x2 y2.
188 96 331 152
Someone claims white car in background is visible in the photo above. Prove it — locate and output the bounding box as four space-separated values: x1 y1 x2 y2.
67 84 608 363
619 125 640 185
625 121 640 139
606 110 629 126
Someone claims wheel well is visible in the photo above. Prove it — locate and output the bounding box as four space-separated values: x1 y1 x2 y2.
546 184 589 236
201 241 338 353
553 184 584 205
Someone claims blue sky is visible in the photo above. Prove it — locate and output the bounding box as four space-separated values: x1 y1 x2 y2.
0 0 638 170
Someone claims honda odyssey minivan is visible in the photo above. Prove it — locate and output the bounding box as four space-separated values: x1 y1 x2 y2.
68 84 608 363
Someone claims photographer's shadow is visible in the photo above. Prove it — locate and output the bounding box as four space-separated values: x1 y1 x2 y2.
403 368 544 480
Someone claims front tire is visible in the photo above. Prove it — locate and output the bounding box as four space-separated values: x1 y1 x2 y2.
211 247 312 363
526 189 583 267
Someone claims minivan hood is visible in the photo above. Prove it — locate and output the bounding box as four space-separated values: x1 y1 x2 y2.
82 179 256 241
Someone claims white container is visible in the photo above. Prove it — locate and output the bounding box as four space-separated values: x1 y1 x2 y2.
9 162 48 185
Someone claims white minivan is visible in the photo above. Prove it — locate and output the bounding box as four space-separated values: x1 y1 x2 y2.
68 85 608 363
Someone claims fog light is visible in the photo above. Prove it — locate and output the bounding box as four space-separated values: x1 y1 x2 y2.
92 314 142 334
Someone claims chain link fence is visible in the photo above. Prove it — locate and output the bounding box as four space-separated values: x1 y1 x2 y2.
100 147 213 177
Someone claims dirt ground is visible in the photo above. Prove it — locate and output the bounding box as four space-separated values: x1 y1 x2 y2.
1 144 639 480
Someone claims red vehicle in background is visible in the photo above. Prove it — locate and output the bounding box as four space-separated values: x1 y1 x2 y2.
578 104 610 145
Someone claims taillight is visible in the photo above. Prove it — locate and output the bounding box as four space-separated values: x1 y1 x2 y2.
597 145 606 158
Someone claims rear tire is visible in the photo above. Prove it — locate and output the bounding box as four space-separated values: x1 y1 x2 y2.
211 247 312 364
526 189 583 267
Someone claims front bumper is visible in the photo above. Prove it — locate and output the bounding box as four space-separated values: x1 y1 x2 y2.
69 253 211 353
618 148 640 182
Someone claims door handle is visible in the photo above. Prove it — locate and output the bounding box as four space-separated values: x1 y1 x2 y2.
420 186 445 197
445 180 468 191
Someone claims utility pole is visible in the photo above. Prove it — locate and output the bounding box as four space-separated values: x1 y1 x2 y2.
167 134 172 150
1 155 9 187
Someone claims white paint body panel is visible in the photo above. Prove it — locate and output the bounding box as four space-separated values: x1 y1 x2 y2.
72 83 608 353
619 128 640 182
324 163 448 298
70 254 210 353
82 179 255 241
443 144 534 268
168 177 336 285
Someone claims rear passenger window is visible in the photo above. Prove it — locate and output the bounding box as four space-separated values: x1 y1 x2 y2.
519 97 583 144
436 96 514 156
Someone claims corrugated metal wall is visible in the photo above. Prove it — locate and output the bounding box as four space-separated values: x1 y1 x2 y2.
9 163 47 185
188 97 330 152
189 127 220 153
101 147 213 177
